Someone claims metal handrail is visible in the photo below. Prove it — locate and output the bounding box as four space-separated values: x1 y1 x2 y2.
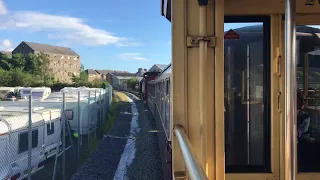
174 125 209 180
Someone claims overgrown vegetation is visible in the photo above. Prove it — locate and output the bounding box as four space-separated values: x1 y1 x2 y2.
0 53 107 89
123 77 139 90
80 91 130 164
102 92 130 134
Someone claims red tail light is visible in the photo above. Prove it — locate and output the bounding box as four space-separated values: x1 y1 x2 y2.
10 173 20 180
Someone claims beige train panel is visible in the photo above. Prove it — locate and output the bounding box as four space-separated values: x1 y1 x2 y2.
297 174 320 180
270 15 282 177
296 14 320 25
171 0 188 175
225 0 320 15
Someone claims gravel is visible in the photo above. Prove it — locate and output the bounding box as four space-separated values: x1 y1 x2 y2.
71 104 132 180
125 93 163 180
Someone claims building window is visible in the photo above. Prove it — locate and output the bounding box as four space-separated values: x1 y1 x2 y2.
47 122 55 136
68 56 70 60
68 72 73 76
61 56 64 59
74 57 77 60
18 130 38 154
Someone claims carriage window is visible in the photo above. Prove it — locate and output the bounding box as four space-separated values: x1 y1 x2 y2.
165 79 171 138
47 122 55 136
224 17 270 172
18 130 39 153
296 25 320 172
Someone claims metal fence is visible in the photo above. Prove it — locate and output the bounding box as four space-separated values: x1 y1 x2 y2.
0 85 113 180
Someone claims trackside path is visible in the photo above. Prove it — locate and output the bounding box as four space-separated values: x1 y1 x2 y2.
71 92 163 180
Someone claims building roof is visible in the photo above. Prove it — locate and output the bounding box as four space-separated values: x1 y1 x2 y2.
96 69 129 75
156 64 168 70
23 41 79 56
86 69 99 75
0 50 12 58
111 72 136 77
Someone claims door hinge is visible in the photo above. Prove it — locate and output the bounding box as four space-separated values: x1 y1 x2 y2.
187 36 216 48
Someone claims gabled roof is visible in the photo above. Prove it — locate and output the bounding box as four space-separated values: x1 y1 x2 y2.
110 72 136 77
86 69 99 75
156 64 168 70
96 69 129 75
0 50 12 58
22 41 79 56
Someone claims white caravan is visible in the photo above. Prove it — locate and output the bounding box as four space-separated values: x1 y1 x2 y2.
0 106 61 180
31 87 51 101
0 87 14 99
20 87 32 99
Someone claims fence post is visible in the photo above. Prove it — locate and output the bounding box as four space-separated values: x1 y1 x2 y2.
62 92 66 180
94 90 97 139
28 95 32 180
99 90 102 137
88 90 91 150
77 91 81 166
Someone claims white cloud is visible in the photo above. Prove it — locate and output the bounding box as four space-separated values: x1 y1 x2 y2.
116 53 149 62
0 0 7 15
0 11 139 47
0 39 14 51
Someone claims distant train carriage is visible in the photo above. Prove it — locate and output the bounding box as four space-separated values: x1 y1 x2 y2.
139 72 160 104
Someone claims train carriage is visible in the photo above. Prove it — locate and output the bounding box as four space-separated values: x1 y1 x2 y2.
144 65 172 180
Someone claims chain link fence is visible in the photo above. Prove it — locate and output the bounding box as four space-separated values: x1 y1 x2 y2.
0 85 113 180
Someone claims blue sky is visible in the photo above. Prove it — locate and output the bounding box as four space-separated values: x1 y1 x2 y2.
0 1 319 73
0 0 171 72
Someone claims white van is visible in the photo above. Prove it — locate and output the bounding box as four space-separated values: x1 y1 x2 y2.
0 106 61 180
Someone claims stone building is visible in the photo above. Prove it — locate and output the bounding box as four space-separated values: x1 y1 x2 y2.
12 41 80 83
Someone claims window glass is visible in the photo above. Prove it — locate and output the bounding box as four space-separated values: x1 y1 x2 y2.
224 19 270 172
296 25 320 172
18 130 39 153
47 122 55 136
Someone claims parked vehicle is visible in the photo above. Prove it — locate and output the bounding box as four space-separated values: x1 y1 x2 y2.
0 87 14 99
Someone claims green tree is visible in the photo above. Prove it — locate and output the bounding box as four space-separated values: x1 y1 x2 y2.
80 63 85 72
0 54 12 71
0 69 11 86
37 52 54 84
11 53 26 69
25 53 42 75
124 77 139 89
8 68 34 86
